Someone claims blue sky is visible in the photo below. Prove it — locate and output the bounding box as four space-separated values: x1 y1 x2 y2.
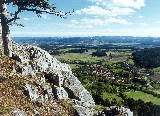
8 0 160 37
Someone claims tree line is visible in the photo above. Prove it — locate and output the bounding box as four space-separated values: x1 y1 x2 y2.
132 47 160 68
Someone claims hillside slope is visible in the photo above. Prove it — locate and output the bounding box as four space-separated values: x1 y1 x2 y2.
0 41 95 116
0 40 134 116
0 55 77 115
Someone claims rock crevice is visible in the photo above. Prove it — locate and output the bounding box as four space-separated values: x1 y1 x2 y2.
11 42 95 116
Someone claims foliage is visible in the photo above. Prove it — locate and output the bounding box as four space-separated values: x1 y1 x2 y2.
92 105 105 111
67 48 88 53
132 47 160 68
32 41 160 115
73 64 122 107
120 93 160 115
91 49 107 57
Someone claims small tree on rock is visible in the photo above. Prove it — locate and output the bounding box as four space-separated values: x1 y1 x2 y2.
0 0 71 57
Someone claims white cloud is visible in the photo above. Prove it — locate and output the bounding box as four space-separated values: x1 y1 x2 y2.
110 7 135 16
90 0 103 2
105 18 130 24
81 18 106 25
107 28 113 33
54 17 130 30
112 0 145 9
139 23 148 27
76 6 110 16
156 21 160 24
67 24 92 29
90 0 103 5
90 0 145 9
80 0 145 17
40 14 49 19
76 0 145 17
68 18 130 29
54 22 93 29
70 20 79 24
76 5 135 16
138 15 143 19
23 18 30 20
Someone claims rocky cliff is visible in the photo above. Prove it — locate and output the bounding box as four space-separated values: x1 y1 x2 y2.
0 40 134 116
0 41 95 116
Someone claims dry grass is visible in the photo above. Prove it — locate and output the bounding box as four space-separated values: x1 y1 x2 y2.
0 55 74 115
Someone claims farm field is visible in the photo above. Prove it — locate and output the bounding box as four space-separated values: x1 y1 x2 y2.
29 36 160 115
55 48 132 63
55 49 105 62
125 91 160 105
153 67 160 75
53 45 160 114
55 48 132 70
153 90 160 94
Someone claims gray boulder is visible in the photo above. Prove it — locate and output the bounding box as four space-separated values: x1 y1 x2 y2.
22 83 39 102
11 43 95 116
99 106 133 116
11 108 27 116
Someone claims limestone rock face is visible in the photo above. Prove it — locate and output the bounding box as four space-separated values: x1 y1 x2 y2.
99 106 133 116
44 87 54 100
11 109 27 116
11 42 95 116
23 83 39 102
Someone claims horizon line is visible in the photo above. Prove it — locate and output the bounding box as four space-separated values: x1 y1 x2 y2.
12 36 160 38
